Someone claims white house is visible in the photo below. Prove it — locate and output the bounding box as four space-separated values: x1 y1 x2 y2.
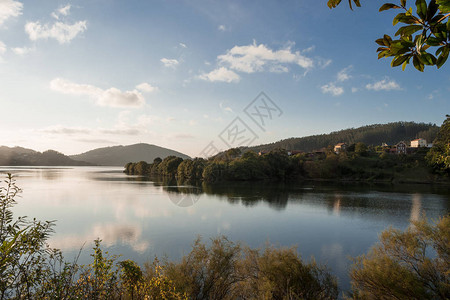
411 138 427 148
334 143 347 154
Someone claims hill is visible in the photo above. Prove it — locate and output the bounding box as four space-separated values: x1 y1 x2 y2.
247 122 440 153
0 146 93 166
70 143 191 166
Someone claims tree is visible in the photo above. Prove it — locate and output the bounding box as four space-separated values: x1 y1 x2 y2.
328 0 450 71
355 142 368 156
349 215 450 299
427 115 450 173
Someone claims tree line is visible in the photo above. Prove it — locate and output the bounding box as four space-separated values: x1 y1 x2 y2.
125 117 450 183
247 121 439 154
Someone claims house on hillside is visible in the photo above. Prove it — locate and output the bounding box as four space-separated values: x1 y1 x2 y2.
258 150 268 156
334 143 347 154
396 141 407 154
411 138 427 148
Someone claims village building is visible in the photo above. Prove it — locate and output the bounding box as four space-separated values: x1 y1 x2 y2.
396 141 407 154
410 138 427 148
334 143 347 154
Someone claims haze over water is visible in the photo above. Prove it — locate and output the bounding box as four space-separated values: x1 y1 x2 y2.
2 166 449 292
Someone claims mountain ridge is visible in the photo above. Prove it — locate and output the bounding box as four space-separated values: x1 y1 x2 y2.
0 146 93 166
70 143 191 166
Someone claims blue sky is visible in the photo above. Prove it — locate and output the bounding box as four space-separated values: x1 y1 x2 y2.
0 0 448 157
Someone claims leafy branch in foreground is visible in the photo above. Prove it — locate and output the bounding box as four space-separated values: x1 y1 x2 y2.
328 0 450 71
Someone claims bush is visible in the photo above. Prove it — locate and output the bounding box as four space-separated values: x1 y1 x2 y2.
349 215 450 299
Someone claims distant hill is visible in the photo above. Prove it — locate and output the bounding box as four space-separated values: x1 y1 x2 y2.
0 146 93 166
247 122 440 153
70 143 191 166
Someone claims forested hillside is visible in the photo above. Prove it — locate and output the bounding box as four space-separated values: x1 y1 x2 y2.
248 122 439 152
0 146 92 166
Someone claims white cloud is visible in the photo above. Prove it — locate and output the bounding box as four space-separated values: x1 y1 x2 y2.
42 125 91 135
318 58 332 69
136 82 158 93
50 78 146 108
321 83 344 96
179 42 187 48
219 102 233 113
25 19 87 44
218 25 227 31
51 4 71 19
337 65 352 82
11 46 34 55
351 87 358 93
366 79 401 91
199 67 240 83
58 4 71 16
217 41 313 73
0 0 23 27
0 41 6 56
97 88 144 108
160 58 179 68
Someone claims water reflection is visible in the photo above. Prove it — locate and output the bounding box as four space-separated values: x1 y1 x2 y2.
410 193 422 222
0 167 448 293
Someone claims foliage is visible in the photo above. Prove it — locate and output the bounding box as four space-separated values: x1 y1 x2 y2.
328 0 450 71
427 115 450 173
239 245 338 299
177 158 206 180
0 174 56 299
349 215 450 299
163 236 339 300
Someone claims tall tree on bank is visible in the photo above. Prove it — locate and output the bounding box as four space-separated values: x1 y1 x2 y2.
328 0 450 71
427 115 450 173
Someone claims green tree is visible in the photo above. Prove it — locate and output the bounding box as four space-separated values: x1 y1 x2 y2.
349 215 450 299
328 0 450 71
427 115 450 173
355 142 368 156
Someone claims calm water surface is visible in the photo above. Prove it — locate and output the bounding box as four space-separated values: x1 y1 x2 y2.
1 166 449 293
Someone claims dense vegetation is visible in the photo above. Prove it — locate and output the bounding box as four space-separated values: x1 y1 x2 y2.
125 119 450 183
125 144 444 184
1 175 448 299
0 146 92 166
248 122 439 153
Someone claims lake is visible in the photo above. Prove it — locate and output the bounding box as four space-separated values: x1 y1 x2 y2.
1 166 449 293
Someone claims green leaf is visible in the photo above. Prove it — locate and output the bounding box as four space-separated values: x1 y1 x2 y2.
436 0 450 13
402 57 411 70
418 52 437 65
380 3 402 11
413 55 425 71
395 24 423 36
416 0 428 19
392 55 409 66
327 0 342 9
436 46 449 68
426 36 443 46
376 38 386 46
427 0 439 21
393 13 419 25
447 17 450 31
401 0 407 7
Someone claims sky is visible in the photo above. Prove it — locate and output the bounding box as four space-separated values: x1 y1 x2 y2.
0 0 449 157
